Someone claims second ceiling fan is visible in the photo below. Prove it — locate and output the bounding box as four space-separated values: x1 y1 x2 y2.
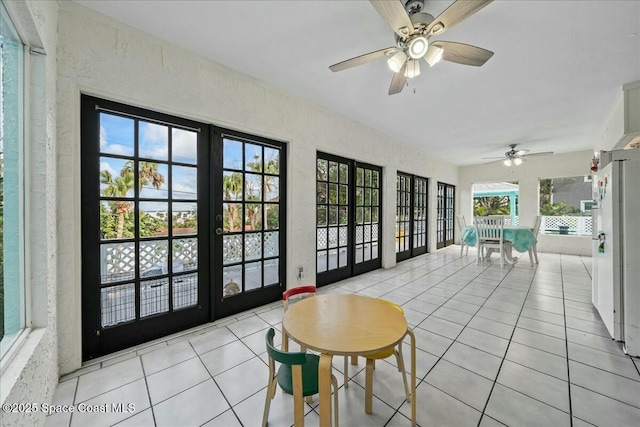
329 0 494 95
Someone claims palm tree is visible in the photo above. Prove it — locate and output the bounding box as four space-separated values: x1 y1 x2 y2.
101 161 165 238
223 172 243 231
100 170 134 239
247 154 279 229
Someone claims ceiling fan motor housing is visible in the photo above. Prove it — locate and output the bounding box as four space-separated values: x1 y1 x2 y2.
395 13 434 49
405 0 425 15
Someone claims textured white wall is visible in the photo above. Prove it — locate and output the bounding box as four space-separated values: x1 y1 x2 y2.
459 151 594 257
0 1 59 426
55 2 458 374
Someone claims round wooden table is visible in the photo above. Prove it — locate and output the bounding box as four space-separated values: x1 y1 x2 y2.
282 294 416 426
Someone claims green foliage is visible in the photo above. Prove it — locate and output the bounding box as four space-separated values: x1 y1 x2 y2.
539 177 585 216
473 196 511 217
539 201 581 216
100 162 165 238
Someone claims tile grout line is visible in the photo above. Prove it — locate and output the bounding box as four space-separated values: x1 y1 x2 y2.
395 260 524 422
139 357 158 427
560 254 574 427
476 264 537 427
187 337 245 426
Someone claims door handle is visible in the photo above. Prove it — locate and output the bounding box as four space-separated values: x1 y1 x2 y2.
215 227 224 235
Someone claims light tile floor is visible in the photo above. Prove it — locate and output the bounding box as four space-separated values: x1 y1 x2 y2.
46 247 640 426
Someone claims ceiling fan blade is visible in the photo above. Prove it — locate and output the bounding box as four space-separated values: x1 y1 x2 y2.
524 151 554 157
481 156 506 160
389 64 407 95
426 0 493 37
329 47 397 72
430 41 494 66
370 0 415 38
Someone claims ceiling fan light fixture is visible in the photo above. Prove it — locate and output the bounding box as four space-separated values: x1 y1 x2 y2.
503 159 512 167
408 36 429 59
514 157 523 166
424 45 444 67
387 50 407 73
404 59 421 78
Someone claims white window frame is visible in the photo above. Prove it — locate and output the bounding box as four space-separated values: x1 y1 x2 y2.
0 1 28 363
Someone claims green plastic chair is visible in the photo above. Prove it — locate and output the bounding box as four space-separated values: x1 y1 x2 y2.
262 328 339 427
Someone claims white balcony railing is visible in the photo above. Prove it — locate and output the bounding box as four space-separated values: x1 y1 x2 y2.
540 215 592 236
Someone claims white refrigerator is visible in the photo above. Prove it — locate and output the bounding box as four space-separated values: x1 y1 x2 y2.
591 148 640 357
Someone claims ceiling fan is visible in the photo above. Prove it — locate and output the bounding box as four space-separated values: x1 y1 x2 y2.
483 144 554 166
329 0 495 95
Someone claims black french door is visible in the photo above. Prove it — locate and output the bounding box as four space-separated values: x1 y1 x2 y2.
316 153 382 286
213 130 286 318
436 182 456 249
81 96 286 360
396 173 428 262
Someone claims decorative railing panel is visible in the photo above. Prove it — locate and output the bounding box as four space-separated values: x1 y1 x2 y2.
541 216 592 236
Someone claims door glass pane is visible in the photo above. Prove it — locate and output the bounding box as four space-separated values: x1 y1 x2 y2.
264 259 279 286
245 262 262 291
139 162 169 199
172 128 197 164
171 165 196 200
245 233 263 261
100 113 135 157
101 284 135 327
223 203 242 231
173 273 198 309
245 144 263 172
139 122 168 161
264 231 279 258
223 265 242 296
265 177 279 202
245 204 262 230
139 240 169 277
140 278 169 317
139 202 168 237
101 242 136 284
264 204 279 229
223 139 243 169
264 147 280 174
173 238 197 271
245 173 262 200
100 157 134 198
223 235 243 264
173 202 197 235
223 172 243 201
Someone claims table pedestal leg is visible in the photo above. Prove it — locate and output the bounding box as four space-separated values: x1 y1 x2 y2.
365 358 374 414
319 353 334 426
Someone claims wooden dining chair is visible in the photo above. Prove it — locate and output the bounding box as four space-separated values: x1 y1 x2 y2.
456 215 469 257
475 216 510 267
262 328 339 427
529 215 542 265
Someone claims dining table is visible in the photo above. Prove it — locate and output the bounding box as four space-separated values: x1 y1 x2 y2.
282 293 416 426
462 225 538 265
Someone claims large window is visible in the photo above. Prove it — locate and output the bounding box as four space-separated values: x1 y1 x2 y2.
538 176 592 236
472 181 519 225
0 4 25 355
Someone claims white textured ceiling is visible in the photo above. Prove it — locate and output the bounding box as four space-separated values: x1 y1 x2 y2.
76 0 640 165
